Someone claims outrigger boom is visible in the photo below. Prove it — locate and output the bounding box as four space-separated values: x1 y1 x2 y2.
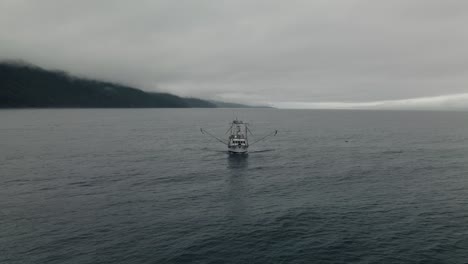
201 119 277 154
200 128 228 145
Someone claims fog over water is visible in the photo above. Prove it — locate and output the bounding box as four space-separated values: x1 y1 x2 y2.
1 0 468 109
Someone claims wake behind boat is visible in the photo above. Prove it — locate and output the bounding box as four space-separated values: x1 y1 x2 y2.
201 119 277 154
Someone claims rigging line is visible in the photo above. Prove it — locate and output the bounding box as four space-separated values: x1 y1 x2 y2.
250 130 278 146
246 126 254 136
224 124 234 135
200 128 228 145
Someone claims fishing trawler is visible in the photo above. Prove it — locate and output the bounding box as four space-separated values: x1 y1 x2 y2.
227 119 249 154
201 119 277 154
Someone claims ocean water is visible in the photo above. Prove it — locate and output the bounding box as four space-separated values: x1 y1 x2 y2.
1 109 468 264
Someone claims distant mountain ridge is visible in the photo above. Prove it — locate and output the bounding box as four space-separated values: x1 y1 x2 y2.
209 100 271 108
0 61 255 108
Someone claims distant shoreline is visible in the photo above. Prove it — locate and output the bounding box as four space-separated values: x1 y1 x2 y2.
1 61 268 109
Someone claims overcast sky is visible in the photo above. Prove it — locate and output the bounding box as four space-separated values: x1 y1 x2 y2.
1 0 468 109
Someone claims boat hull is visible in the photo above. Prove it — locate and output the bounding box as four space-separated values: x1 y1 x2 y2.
228 146 248 154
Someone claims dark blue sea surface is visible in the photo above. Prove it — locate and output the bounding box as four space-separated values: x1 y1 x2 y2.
1 109 468 263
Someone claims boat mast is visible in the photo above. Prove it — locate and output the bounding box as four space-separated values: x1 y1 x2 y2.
245 123 248 144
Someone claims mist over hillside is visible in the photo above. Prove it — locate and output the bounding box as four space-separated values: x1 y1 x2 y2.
0 61 218 108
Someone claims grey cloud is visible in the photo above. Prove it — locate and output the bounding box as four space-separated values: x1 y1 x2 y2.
1 0 468 108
